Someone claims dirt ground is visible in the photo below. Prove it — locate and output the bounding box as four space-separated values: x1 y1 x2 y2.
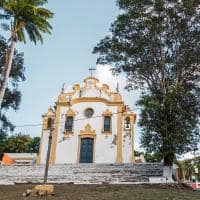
0 184 199 200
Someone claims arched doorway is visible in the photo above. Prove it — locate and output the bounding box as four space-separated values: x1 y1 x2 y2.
80 138 94 163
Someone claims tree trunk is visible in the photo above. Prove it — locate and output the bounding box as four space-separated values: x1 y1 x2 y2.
0 39 16 108
182 170 186 182
163 153 175 183
163 165 174 183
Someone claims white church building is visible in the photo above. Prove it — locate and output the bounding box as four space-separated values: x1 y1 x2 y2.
37 76 136 164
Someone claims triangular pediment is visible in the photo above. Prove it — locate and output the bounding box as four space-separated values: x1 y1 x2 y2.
65 108 76 116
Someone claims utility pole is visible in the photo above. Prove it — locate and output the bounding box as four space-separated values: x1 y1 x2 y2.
44 117 54 184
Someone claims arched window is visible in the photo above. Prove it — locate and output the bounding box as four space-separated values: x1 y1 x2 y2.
104 116 111 132
65 116 73 132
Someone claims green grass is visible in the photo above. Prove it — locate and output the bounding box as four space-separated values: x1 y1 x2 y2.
0 184 199 200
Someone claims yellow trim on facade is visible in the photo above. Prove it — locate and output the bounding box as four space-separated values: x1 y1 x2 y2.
39 77 137 165
37 107 55 164
57 77 122 105
36 122 45 164
65 108 76 116
102 110 112 135
63 130 74 137
116 106 123 163
57 97 124 107
102 131 112 136
80 124 96 138
72 84 80 91
49 105 61 164
123 114 135 131
77 124 96 163
84 76 99 84
43 107 55 130
76 136 81 164
63 108 76 136
123 117 131 131
102 109 113 116
131 122 135 163
123 113 136 163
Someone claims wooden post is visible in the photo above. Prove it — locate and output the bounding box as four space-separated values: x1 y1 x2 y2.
44 118 54 184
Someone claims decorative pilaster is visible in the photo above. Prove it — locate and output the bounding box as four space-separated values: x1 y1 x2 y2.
49 105 61 164
116 106 123 163
37 107 55 164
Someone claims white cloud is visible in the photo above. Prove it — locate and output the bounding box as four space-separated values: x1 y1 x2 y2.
134 141 141 151
178 151 200 161
95 64 141 149
95 64 126 91
95 64 140 109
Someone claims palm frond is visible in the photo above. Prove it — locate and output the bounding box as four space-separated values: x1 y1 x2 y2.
17 28 26 43
35 7 53 19
25 23 43 44
1 0 53 44
27 0 48 7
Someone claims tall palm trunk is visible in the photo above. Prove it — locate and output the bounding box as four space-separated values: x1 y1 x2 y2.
0 39 16 108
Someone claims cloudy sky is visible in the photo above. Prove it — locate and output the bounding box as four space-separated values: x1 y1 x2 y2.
5 1 142 149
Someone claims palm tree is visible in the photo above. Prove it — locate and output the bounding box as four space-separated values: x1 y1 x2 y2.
0 0 53 107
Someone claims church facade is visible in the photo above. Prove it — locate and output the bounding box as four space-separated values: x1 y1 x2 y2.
37 77 136 164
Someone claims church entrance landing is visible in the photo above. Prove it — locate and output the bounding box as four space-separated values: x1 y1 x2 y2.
80 138 94 163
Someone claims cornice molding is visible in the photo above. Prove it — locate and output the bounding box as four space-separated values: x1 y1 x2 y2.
57 97 124 106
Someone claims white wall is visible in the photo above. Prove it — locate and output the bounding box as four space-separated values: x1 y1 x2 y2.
40 130 49 164
40 103 134 164
40 78 134 164
55 102 118 164
122 129 132 163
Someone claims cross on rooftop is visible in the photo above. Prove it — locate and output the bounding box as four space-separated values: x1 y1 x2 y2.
88 66 96 77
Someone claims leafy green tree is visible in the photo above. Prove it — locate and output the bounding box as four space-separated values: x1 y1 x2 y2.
0 36 25 158
195 158 200 181
0 0 53 107
6 133 32 153
2 133 40 154
93 0 200 179
176 158 200 181
144 152 162 163
27 136 40 153
0 130 7 160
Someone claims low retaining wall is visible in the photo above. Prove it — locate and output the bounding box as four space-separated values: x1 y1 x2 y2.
0 163 163 184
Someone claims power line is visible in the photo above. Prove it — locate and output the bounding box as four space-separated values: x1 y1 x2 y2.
13 108 141 129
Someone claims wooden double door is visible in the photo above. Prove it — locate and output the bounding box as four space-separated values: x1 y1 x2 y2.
80 138 94 163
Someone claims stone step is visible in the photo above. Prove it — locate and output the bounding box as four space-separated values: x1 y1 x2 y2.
0 163 163 184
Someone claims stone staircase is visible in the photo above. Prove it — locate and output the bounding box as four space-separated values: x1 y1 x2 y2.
0 163 163 184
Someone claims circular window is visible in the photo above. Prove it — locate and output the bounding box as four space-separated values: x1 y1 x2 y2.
84 108 94 118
